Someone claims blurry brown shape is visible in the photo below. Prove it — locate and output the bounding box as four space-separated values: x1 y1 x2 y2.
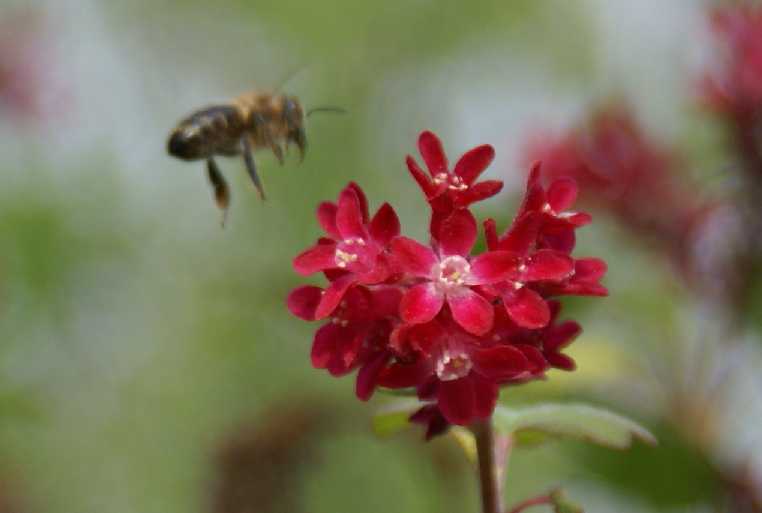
209 397 338 513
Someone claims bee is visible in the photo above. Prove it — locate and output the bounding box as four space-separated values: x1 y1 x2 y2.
167 89 342 225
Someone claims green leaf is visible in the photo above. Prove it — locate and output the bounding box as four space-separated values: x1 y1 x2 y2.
550 489 584 513
371 400 421 438
493 403 657 450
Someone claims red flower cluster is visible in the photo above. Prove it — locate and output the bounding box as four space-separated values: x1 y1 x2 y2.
288 131 607 431
524 105 705 251
701 4 762 117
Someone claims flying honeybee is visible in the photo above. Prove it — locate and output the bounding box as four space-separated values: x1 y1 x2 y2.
167 89 343 225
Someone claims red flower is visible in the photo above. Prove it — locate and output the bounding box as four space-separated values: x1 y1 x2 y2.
292 183 400 319
287 130 608 434
391 209 513 335
701 5 762 116
406 131 503 235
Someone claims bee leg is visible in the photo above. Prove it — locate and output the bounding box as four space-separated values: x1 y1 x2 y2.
293 126 307 163
270 141 285 165
206 157 230 227
241 137 266 201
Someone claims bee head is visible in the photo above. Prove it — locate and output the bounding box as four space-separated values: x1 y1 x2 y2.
167 127 204 160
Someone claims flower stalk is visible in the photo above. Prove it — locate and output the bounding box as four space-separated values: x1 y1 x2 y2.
473 418 504 513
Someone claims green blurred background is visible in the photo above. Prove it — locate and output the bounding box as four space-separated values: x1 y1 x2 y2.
0 0 758 512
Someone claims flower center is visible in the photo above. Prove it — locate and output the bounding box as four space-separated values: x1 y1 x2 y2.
435 256 471 288
334 238 369 269
432 172 468 191
436 348 472 381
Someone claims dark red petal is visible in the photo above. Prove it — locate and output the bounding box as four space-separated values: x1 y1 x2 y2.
576 258 608 281
456 180 504 208
356 351 391 401
327 329 364 376
370 286 403 318
418 130 448 176
400 282 444 324
472 376 499 419
503 286 550 329
406 156 440 199
523 250 574 282
547 177 578 212
390 236 438 276
472 345 530 380
447 288 494 335
469 251 520 285
316 201 340 239
336 186 367 240
545 320 582 351
454 144 495 184
438 377 475 426
369 202 401 246
483 218 499 251
286 286 323 320
410 405 450 440
515 344 549 373
378 360 428 388
347 181 370 223
546 352 576 371
527 161 542 188
499 212 540 254
540 225 576 253
564 212 592 227
438 209 477 256
293 243 337 276
315 275 356 319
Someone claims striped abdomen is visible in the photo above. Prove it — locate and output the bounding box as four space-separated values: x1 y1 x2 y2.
167 105 247 161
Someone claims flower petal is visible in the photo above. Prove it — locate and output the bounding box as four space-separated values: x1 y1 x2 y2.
286 285 323 320
438 209 477 256
503 286 550 328
418 130 448 176
369 202 401 246
347 181 370 223
547 177 578 212
293 243 337 276
454 144 494 184
523 250 574 282
498 212 540 254
438 377 475 426
468 251 520 285
356 351 391 401
336 186 367 240
546 352 576 371
545 320 582 351
390 236 437 276
406 156 440 198
312 323 363 375
378 360 428 388
515 344 549 374
315 274 356 319
316 201 340 239
483 218 499 251
448 288 494 335
455 180 504 208
400 282 445 324
472 376 499 419
472 345 530 380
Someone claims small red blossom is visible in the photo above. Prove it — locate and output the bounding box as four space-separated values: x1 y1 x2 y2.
288 130 607 432
406 131 503 236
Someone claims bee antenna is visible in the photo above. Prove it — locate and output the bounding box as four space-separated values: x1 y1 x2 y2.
307 106 347 117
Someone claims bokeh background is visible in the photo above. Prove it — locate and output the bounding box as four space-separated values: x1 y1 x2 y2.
1 0 761 512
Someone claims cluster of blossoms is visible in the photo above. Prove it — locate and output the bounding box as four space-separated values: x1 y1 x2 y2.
701 4 762 120
524 105 706 249
288 131 607 434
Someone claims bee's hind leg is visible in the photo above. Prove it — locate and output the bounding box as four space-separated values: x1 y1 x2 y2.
292 126 307 163
241 137 266 201
206 157 230 227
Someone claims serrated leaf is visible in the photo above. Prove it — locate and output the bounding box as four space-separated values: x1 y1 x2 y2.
371 400 420 438
493 403 656 450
